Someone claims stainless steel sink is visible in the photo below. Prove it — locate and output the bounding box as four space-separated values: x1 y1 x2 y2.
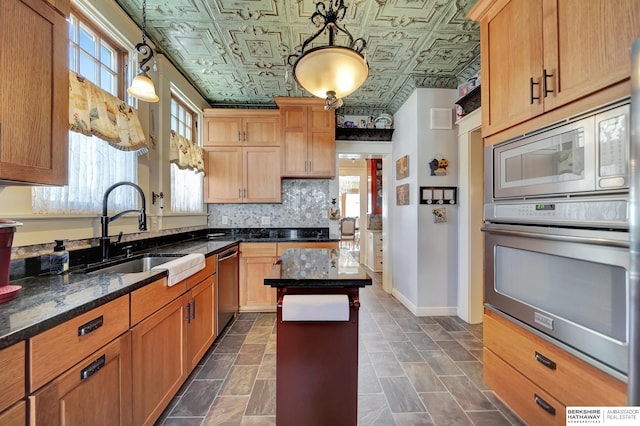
86 254 183 274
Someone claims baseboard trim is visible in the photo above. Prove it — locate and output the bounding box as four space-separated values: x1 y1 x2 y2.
392 288 458 317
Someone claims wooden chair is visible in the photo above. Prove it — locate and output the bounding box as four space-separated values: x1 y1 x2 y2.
340 217 356 249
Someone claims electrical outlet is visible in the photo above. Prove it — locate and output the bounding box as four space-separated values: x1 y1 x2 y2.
261 216 270 226
222 216 229 225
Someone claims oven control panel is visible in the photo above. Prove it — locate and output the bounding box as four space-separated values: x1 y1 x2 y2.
485 199 628 228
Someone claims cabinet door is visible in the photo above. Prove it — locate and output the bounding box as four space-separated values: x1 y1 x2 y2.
187 276 215 370
542 0 640 111
202 116 243 146
241 256 277 309
244 147 282 203
281 106 308 176
0 401 26 426
0 342 24 413
244 116 280 146
132 295 188 426
0 0 68 184
480 0 544 136
307 106 336 177
204 147 243 203
31 333 133 426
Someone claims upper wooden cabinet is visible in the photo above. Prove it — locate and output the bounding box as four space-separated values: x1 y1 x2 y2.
469 0 640 141
0 0 68 185
204 146 281 203
203 109 280 147
275 97 336 178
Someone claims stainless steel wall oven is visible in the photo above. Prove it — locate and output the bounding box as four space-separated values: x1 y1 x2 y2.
483 100 631 380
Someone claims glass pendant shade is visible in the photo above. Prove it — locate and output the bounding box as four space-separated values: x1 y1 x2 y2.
293 46 369 99
127 72 159 103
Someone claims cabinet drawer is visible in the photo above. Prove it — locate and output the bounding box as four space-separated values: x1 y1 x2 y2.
0 341 25 412
131 277 185 325
31 332 132 426
29 296 129 392
484 310 626 406
0 400 26 426
240 242 277 257
186 255 216 289
484 347 564 426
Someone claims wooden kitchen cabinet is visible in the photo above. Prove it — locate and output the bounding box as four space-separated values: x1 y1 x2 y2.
0 341 25 422
132 294 189 426
31 332 132 426
469 0 640 141
0 0 68 185
203 109 280 147
204 146 281 203
483 310 626 425
187 276 215 370
29 295 130 392
240 243 278 312
275 97 336 178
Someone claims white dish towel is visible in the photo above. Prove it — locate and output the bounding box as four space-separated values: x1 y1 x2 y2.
152 253 206 287
282 294 350 321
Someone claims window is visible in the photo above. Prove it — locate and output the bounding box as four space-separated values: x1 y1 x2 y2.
170 95 204 213
32 11 138 214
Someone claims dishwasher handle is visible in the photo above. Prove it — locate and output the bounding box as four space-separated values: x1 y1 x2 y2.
218 249 239 261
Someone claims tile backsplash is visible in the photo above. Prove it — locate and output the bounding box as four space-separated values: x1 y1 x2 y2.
207 180 332 228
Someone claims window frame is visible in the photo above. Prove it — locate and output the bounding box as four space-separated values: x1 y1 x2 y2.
69 7 127 98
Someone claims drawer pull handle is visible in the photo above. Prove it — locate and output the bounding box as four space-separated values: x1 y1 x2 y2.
78 316 104 336
543 69 554 97
530 77 540 104
535 352 557 370
534 394 556 416
80 354 106 380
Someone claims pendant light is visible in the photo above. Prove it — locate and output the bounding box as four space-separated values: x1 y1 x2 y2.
127 0 159 103
287 0 368 108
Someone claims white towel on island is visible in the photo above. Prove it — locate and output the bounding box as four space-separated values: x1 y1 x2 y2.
282 294 350 322
152 253 206 287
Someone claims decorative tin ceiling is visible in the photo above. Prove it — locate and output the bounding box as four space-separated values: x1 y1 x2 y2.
114 0 480 115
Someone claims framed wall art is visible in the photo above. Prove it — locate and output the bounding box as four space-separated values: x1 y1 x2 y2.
396 184 410 205
396 155 409 180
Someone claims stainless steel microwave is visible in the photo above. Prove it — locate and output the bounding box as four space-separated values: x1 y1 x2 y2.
485 102 630 201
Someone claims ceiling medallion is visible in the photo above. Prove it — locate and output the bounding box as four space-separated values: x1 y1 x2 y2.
287 0 368 110
127 0 159 103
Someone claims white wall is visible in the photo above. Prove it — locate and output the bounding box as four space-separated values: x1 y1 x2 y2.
391 88 459 315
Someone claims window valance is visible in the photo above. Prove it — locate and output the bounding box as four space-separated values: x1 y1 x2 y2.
170 131 205 175
69 71 148 155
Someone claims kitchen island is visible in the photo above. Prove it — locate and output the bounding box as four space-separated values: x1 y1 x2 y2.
265 248 371 426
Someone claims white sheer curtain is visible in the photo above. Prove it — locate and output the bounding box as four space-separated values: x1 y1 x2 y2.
170 164 204 213
32 131 138 213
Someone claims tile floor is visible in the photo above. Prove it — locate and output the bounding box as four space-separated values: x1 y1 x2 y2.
157 271 524 425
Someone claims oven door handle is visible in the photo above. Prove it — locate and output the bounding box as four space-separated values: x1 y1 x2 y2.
481 225 629 248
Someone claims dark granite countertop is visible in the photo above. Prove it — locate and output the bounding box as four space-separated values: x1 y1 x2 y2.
0 239 238 349
265 249 372 289
0 229 340 350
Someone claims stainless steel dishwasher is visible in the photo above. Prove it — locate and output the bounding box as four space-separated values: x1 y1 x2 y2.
216 245 239 335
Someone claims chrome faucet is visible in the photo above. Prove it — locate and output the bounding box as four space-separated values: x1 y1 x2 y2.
100 181 147 260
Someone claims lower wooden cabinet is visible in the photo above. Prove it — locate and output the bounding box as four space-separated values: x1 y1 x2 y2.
240 243 278 312
0 401 26 426
483 310 626 424
30 332 132 426
366 231 383 272
0 341 25 413
187 276 216 370
132 294 189 426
